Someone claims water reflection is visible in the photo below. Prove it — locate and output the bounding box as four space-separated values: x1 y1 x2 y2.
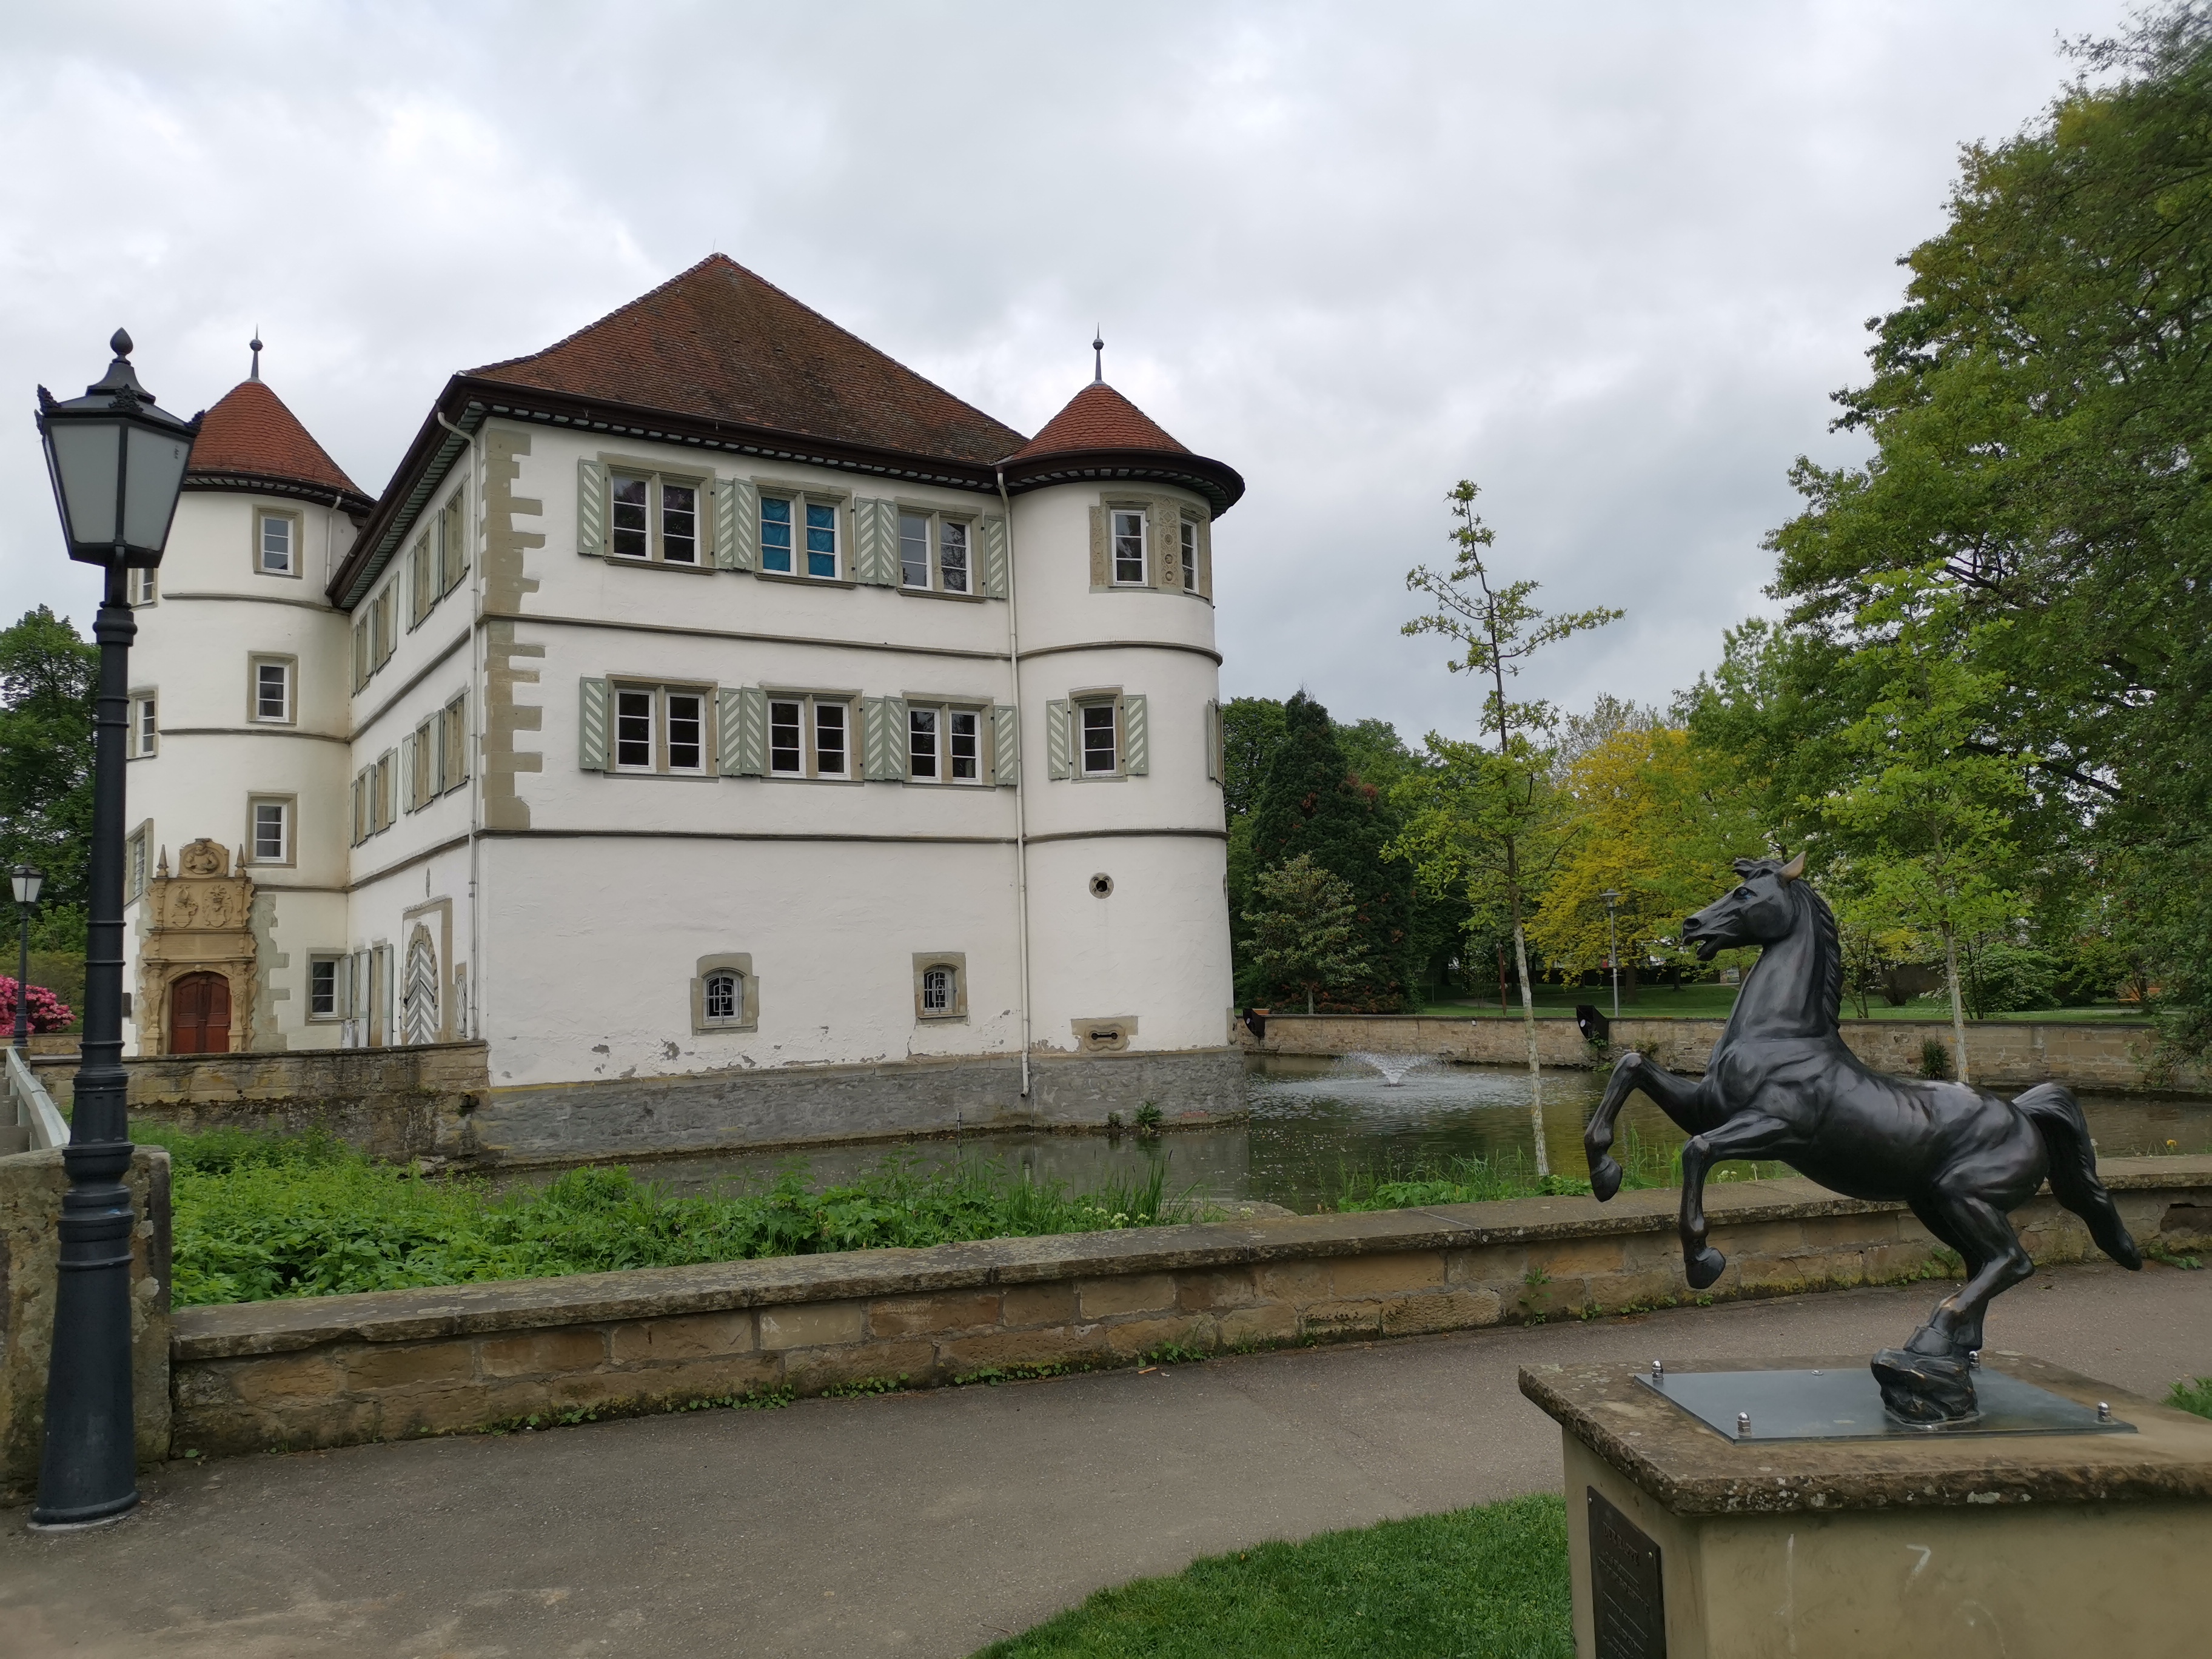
549 1054 2212 1216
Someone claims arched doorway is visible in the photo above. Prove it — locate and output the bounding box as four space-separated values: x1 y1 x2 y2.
401 924 439 1046
169 971 231 1054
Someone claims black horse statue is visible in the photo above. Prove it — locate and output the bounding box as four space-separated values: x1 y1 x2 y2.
1581 854 2140 1421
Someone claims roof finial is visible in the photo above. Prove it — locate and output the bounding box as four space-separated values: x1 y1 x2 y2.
1093 329 1104 384
250 329 263 382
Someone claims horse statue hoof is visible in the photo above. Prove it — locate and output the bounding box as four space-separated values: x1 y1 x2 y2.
1872 1349 1978 1423
1589 1157 1623 1202
1685 1247 1726 1290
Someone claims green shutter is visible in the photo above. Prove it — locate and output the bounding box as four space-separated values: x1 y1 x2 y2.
714 479 740 570
1123 694 1149 775
992 703 1019 786
731 686 768 776
578 677 609 771
1204 700 1221 782
577 459 607 557
1046 700 1073 780
714 686 742 772
400 732 417 811
729 478 759 571
853 498 894 586
981 516 1008 598
862 696 903 780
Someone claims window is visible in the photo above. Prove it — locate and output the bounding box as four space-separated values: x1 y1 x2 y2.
703 971 740 1024
375 752 395 831
307 956 343 1021
129 568 156 606
257 511 297 575
249 797 291 864
609 469 702 565
907 704 982 784
1179 520 1198 591
897 511 973 594
1082 702 1118 774
1111 509 1147 584
613 684 711 775
127 824 150 902
439 693 469 793
691 953 758 1033
252 657 293 723
913 952 968 1022
816 700 848 779
439 488 469 594
761 495 840 579
354 584 397 690
410 717 435 809
129 692 157 757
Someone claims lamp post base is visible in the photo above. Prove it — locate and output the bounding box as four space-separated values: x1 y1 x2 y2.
25 1495 137 1531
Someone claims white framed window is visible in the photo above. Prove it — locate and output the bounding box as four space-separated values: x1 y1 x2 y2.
907 703 984 785
127 822 152 902
248 796 292 865
609 469 703 565
1179 520 1198 591
307 954 344 1021
613 683 711 775
129 692 158 757
374 751 395 833
703 971 741 1024
439 692 469 794
1111 509 1147 585
409 717 435 809
256 510 300 577
897 511 973 594
1081 701 1118 775
129 568 157 606
250 657 294 724
761 495 840 579
922 967 953 1011
765 694 853 780
913 951 968 1022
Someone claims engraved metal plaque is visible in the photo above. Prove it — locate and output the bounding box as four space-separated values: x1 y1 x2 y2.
1587 1486 1665 1659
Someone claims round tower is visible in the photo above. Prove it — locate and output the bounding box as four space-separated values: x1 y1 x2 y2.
120 345 370 1056
1000 369 1244 1090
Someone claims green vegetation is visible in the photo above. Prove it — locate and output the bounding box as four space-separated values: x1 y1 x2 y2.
1333 1130 1785 1214
1242 853 1369 1015
0 607 95 996
971 1491 1570 1658
144 1125 1210 1308
2171 1378 2212 1421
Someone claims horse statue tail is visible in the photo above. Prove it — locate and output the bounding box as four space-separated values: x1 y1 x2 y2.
2014 1082 2142 1269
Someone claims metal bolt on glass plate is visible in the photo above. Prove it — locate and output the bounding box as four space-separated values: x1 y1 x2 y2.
2098 1402 2112 1423
1737 1412 1751 1434
1651 1359 1663 1379
1969 1350 1981 1369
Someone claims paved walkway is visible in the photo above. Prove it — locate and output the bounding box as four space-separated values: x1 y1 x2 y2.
5 1262 2207 1658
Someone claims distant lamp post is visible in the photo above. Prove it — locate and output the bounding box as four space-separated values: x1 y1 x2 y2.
11 864 42 1050
1601 890 1624 1020
30 330 199 1529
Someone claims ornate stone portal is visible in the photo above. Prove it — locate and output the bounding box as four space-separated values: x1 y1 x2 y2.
137 839 258 1057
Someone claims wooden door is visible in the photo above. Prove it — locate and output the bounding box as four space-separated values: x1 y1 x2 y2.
169 972 231 1054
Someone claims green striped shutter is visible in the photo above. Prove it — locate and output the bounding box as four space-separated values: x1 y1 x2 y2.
714 686 742 773
728 686 766 776
862 696 904 780
1046 700 1073 780
1122 694 1149 775
992 703 1019 786
852 499 894 586
577 460 607 557
578 677 609 770
713 479 740 570
981 517 1008 598
728 478 759 571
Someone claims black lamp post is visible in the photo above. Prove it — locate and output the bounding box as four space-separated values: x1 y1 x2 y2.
30 330 198 1529
1601 890 1623 1021
11 864 42 1049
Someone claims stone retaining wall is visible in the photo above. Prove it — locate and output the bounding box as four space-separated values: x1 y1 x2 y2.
166 1156 2212 1458
1243 1014 2205 1093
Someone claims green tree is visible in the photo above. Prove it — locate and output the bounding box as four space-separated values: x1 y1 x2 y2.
1399 482 1619 1171
1241 853 1369 1015
1247 692 1421 1010
0 606 96 954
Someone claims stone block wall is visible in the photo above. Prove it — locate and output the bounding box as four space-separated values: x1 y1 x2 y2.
1 1147 172 1503
1244 1014 2204 1093
166 1156 2212 1458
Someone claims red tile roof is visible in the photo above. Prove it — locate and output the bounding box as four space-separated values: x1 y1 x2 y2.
469 254 1027 466
186 378 364 498
1008 382 1188 461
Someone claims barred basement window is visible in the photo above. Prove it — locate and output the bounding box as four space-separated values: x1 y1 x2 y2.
610 470 703 565
913 951 967 1022
703 971 742 1024
922 967 953 1012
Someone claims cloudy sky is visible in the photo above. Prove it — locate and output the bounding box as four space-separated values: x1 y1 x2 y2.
1 1 2130 745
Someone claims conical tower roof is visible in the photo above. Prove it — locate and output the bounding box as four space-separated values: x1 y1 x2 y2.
186 378 369 506
1007 381 1188 461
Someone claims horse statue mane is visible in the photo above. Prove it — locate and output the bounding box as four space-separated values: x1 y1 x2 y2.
1732 855 1843 1031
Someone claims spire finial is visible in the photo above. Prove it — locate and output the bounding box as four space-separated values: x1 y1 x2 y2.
1093 329 1104 384
250 329 262 382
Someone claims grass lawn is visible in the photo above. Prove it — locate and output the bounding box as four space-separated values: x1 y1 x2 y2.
1416 986 2148 1025
972 1492 1570 1659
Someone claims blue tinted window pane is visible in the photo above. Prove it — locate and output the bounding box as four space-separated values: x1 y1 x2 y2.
806 503 836 577
760 497 793 573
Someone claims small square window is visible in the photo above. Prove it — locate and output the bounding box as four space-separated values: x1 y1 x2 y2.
1180 521 1198 591
1082 703 1118 774
258 512 294 575
250 798 290 863
252 659 292 723
1111 510 1146 584
761 497 793 574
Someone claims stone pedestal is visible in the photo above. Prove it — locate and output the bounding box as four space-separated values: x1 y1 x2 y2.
1521 1353 2212 1659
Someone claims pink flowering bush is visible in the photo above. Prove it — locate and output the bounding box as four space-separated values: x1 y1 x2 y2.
0 976 74 1032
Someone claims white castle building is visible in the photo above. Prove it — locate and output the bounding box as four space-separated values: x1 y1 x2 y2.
118 256 1245 1149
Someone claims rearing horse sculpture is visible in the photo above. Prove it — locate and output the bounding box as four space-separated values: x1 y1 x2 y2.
1581 854 2140 1422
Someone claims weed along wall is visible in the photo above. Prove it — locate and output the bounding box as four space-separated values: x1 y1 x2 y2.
165 1157 2212 1458
1244 1014 2206 1093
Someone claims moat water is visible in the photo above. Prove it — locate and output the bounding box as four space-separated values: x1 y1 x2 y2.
581 1054 2212 1215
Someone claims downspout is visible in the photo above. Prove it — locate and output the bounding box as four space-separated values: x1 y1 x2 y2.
997 466 1033 1099
435 409 484 1044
